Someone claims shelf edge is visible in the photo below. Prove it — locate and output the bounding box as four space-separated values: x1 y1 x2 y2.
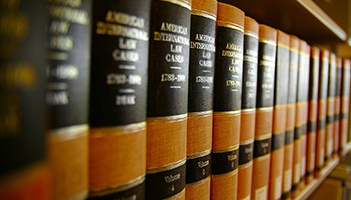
296 0 347 41
294 156 340 200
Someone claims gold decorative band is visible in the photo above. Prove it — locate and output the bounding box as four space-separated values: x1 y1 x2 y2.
217 21 244 32
212 168 238 177
244 32 258 39
187 149 212 160
49 124 88 141
191 9 216 21
89 175 145 197
213 144 239 154
259 39 276 46
160 0 191 10
147 158 186 174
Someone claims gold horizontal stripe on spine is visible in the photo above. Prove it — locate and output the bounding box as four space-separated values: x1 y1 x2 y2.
160 0 191 10
191 9 216 21
187 149 212 160
277 42 290 50
286 126 295 131
255 133 271 141
49 124 88 141
287 103 296 108
240 139 254 145
186 176 210 186
89 175 145 197
259 39 276 46
256 106 273 111
188 110 212 116
90 122 146 137
211 168 238 177
253 153 270 161
238 160 253 169
290 46 299 52
296 101 308 106
212 144 239 154
217 21 244 32
148 114 187 121
274 104 288 109
299 51 310 57
214 110 241 115
241 108 255 113
147 158 186 174
244 32 258 39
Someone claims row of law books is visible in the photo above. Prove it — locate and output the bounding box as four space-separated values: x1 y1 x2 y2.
1 0 351 200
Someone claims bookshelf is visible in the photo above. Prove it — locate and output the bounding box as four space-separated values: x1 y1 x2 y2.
218 0 351 199
221 0 350 46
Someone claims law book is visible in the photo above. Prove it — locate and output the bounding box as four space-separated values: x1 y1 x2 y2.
46 0 92 199
0 1 50 199
268 30 289 200
291 39 303 198
281 35 299 200
185 0 217 199
146 0 191 199
315 49 329 177
306 46 320 184
237 16 258 200
340 59 351 151
88 1 151 199
251 24 277 200
333 57 342 154
211 3 244 200
298 41 310 189
325 52 336 161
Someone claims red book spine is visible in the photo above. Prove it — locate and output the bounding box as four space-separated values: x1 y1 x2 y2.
269 30 290 200
237 16 259 200
211 3 244 199
306 46 320 183
186 0 217 199
282 35 299 200
340 59 351 150
315 49 329 176
251 24 277 200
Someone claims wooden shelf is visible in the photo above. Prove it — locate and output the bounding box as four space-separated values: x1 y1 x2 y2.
294 156 340 200
341 141 351 156
220 0 348 45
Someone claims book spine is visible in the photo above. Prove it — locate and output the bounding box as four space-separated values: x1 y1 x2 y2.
185 0 217 199
299 42 310 188
89 0 151 199
291 40 302 197
46 0 92 199
340 59 351 150
282 36 299 200
325 53 336 161
333 57 342 154
237 16 259 200
306 46 320 184
315 49 329 176
269 30 289 200
0 1 50 199
251 24 277 200
146 0 191 199
211 3 244 200
292 40 310 197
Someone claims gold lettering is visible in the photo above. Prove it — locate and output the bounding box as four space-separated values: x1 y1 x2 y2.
105 10 145 28
160 22 187 35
